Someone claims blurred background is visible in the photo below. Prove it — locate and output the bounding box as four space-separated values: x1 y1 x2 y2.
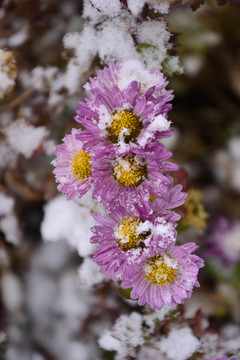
0 0 240 359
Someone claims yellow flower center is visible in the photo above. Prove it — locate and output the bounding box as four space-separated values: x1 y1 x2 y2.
144 255 178 286
112 154 147 188
107 109 142 144
115 217 150 251
150 194 157 202
182 189 209 235
70 150 92 181
0 50 17 80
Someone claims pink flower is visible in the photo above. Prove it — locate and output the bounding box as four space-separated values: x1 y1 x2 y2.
151 179 187 221
204 216 240 266
52 128 93 200
205 356 236 360
91 141 178 209
121 242 204 309
91 203 177 279
85 60 173 102
75 73 173 155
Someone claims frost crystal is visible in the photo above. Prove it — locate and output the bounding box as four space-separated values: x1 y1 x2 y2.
158 326 201 360
4 118 49 158
41 195 96 257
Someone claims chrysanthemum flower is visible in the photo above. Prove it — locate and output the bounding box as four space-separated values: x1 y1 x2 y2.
75 78 173 155
103 176 187 223
151 180 187 221
205 356 236 360
91 141 178 208
52 128 93 200
91 204 177 279
121 242 204 309
85 60 173 101
204 216 240 266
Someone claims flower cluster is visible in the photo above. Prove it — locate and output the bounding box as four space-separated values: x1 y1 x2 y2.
53 60 204 309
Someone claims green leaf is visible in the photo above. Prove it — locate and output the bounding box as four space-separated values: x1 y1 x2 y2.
102 350 117 360
176 222 190 233
119 286 132 299
136 43 156 53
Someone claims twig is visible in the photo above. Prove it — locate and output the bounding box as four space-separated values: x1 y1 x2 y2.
0 87 36 114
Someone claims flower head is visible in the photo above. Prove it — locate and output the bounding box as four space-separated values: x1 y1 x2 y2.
91 141 178 209
76 73 173 155
121 242 204 309
204 216 240 266
205 356 236 360
151 179 187 222
52 128 93 200
91 203 177 279
85 60 173 101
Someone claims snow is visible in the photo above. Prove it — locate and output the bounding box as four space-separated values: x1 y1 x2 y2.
154 221 175 241
160 127 180 150
97 15 137 62
56 271 94 319
63 26 97 75
78 257 105 286
32 242 71 273
136 220 153 235
41 195 97 257
147 114 170 131
136 20 170 50
8 25 28 47
90 0 122 17
0 71 14 98
127 0 146 16
220 223 240 262
99 307 174 360
0 193 21 245
135 19 175 70
83 0 102 21
74 190 105 214
99 332 122 352
150 2 170 14
0 192 14 216
1 272 23 312
164 56 183 75
228 136 240 160
99 312 145 359
221 325 240 355
4 118 49 158
98 105 113 131
143 306 173 330
63 4 182 89
0 140 17 169
30 66 58 91
43 139 56 155
163 254 178 269
22 240 102 360
51 59 81 95
0 213 21 245
112 312 145 347
183 56 203 76
213 137 240 192
117 59 161 92
158 326 200 360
